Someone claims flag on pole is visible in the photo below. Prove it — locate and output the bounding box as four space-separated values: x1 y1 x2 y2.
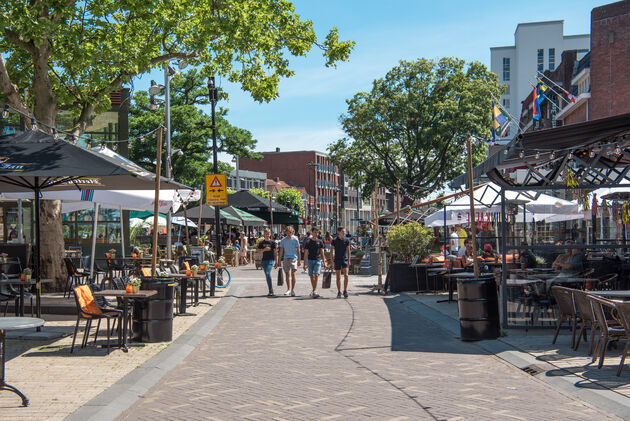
531 85 540 120
568 92 577 103
492 104 508 138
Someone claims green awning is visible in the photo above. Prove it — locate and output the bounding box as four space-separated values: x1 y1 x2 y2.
129 210 167 219
224 206 267 226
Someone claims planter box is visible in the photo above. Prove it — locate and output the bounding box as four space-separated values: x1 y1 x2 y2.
388 262 419 292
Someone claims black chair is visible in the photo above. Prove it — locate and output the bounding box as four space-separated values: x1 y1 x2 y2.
64 258 90 298
71 285 121 354
0 274 16 316
0 260 34 317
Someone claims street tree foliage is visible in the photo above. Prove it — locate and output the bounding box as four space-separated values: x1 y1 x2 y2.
329 58 502 200
249 187 270 199
275 188 306 217
129 69 250 188
0 1 352 282
0 0 354 131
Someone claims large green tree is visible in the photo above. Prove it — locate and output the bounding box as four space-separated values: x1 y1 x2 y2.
329 58 501 200
275 188 306 217
0 0 354 282
129 69 255 188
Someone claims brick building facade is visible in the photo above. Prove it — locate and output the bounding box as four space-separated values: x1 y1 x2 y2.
239 150 340 233
590 0 630 120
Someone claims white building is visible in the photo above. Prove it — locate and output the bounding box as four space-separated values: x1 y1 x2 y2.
490 20 589 138
226 169 267 191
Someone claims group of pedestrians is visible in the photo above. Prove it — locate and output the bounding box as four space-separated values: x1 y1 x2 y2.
257 226 351 298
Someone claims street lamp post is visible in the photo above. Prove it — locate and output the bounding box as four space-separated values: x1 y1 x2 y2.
164 65 173 258
208 77 221 259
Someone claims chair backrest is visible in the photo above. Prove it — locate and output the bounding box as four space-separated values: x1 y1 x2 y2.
111 277 126 290
169 264 180 274
73 285 102 317
587 294 615 331
0 260 22 277
573 290 595 323
550 286 576 317
141 267 152 277
0 273 12 295
63 257 76 276
615 301 630 338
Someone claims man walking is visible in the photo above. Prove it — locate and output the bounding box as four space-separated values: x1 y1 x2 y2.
303 227 327 298
277 226 301 296
332 226 351 298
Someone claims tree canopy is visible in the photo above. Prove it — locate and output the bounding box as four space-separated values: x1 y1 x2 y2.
129 69 252 188
275 188 306 216
328 58 502 199
0 0 354 131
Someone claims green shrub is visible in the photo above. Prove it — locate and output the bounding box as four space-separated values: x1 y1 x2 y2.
386 222 434 263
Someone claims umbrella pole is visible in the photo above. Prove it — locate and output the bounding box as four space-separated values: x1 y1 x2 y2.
120 205 125 258
151 126 163 277
34 178 41 319
90 203 99 283
466 135 480 278
183 204 190 245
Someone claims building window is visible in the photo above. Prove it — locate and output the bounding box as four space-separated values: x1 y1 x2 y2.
502 99 510 108
502 58 510 81
537 49 544 72
548 48 555 71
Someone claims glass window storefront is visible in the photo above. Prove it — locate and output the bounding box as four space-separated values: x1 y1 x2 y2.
63 208 121 247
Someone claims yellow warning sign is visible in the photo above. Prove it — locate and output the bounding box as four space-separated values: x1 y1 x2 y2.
205 174 227 206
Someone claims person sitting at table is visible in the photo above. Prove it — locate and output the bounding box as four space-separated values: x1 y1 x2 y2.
552 242 572 272
458 239 472 258
481 243 498 260
461 241 475 267
519 246 537 269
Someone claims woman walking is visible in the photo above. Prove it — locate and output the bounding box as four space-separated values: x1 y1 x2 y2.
257 228 277 296
239 232 249 265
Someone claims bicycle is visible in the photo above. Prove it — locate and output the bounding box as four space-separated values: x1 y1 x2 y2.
207 254 231 288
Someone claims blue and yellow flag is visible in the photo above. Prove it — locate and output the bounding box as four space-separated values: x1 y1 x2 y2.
491 104 508 139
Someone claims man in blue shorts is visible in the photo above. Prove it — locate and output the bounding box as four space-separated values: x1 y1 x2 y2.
303 227 327 298
277 226 301 296
332 226 351 298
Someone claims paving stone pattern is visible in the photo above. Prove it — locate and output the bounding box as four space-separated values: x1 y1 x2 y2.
118 270 618 421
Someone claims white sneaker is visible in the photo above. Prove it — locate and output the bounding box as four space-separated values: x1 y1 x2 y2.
311 291 320 299
291 290 296 297
284 290 292 296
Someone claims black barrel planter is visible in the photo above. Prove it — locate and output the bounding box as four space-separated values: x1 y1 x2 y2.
133 277 175 342
456 274 500 341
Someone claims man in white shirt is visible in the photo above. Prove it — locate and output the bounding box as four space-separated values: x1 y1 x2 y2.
450 226 460 254
277 226 301 297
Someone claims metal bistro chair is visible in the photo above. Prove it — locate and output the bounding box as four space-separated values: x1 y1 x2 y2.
71 285 121 354
550 286 579 347
64 257 90 298
1 259 35 316
588 294 625 369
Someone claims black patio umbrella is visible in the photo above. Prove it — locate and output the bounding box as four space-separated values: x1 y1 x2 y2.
175 204 241 225
0 130 191 316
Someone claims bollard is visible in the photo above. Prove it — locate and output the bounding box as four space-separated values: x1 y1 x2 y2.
210 270 216 297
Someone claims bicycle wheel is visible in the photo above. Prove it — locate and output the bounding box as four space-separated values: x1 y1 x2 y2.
215 267 231 288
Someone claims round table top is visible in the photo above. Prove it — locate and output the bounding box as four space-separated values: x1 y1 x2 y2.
0 317 45 331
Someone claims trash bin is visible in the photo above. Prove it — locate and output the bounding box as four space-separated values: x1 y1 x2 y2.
456 274 500 341
133 277 175 342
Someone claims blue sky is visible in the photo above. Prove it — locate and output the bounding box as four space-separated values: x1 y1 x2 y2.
135 0 601 158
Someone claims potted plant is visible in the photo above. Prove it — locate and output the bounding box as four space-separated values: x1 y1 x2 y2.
132 278 142 294
23 267 32 281
385 222 434 292
191 264 199 276
0 253 7 263
201 260 210 271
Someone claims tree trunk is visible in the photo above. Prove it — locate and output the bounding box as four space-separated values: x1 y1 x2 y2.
39 200 67 289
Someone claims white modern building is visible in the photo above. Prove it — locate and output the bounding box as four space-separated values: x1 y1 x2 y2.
226 169 267 191
490 20 589 138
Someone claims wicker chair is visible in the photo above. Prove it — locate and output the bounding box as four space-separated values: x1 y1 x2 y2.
588 294 626 369
572 289 597 354
549 286 578 347
613 301 630 376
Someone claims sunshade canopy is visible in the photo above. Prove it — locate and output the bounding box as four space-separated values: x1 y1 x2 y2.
174 204 241 225
223 206 266 227
0 130 190 191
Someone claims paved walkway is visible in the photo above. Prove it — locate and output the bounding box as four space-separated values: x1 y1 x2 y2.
118 268 619 420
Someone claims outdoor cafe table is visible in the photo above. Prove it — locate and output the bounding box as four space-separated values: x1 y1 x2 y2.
168 273 205 315
0 278 54 318
92 290 157 352
0 317 45 406
409 262 443 292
